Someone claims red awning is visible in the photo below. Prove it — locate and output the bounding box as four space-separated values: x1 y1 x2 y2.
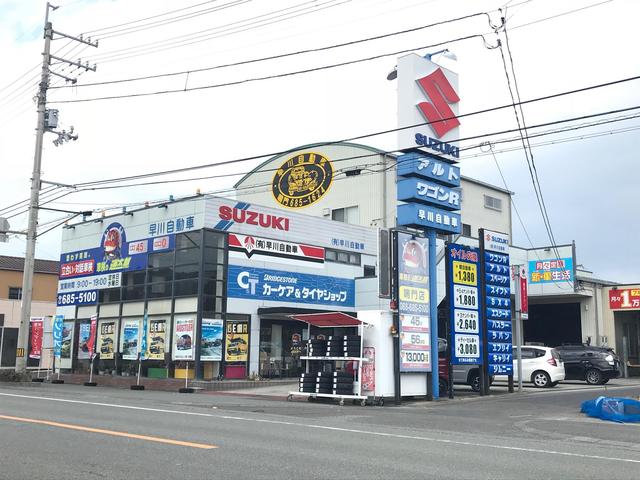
289 312 362 328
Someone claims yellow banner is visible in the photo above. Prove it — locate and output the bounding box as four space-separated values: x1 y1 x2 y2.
225 322 249 362
97 321 116 360
399 286 429 304
147 319 167 360
453 261 477 286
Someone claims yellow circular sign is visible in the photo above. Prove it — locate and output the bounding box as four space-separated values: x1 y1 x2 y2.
272 152 333 208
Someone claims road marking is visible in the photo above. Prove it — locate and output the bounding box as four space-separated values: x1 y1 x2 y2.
1 391 639 464
0 413 217 449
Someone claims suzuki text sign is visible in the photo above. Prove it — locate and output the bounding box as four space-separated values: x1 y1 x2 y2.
397 54 460 161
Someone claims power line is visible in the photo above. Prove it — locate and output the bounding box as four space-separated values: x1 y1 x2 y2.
48 34 494 104
88 0 349 63
98 0 253 40
86 0 341 64
82 0 227 35
52 11 493 90
7 101 636 220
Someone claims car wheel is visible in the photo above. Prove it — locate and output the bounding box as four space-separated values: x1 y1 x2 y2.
532 370 551 388
585 368 602 385
470 373 481 392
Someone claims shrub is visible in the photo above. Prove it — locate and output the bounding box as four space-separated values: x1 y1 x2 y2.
0 370 33 382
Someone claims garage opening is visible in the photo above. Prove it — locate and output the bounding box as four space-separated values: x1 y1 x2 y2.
523 302 581 347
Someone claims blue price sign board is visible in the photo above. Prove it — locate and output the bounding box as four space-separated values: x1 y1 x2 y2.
481 232 513 376
447 244 482 365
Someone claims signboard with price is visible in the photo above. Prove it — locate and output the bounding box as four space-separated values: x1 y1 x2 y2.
447 244 482 365
481 230 513 376
397 232 431 372
608 288 640 310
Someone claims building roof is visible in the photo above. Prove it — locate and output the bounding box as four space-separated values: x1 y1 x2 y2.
0 255 59 275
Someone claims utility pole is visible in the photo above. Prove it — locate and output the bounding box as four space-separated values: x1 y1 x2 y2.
15 2 97 373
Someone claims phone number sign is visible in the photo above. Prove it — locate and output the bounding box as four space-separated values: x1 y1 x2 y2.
447 244 482 365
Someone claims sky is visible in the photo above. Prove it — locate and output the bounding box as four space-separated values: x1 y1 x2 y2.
0 0 638 283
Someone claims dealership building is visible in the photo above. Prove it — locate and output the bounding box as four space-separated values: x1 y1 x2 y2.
55 194 380 380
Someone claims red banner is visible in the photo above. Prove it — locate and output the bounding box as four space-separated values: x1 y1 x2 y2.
520 274 529 318
361 347 376 392
609 288 640 310
86 315 98 357
29 317 44 359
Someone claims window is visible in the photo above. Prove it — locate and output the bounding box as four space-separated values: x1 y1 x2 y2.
462 223 471 237
484 195 502 211
176 231 201 249
325 248 360 265
175 247 201 265
8 287 22 300
331 206 359 224
364 265 376 277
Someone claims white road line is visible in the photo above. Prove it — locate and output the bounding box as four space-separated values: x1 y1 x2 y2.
1 391 639 465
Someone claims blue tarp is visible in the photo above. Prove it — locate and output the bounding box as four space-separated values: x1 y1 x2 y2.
580 396 640 423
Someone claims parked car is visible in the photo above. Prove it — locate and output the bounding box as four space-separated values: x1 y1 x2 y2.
438 338 492 392
496 346 565 388
554 344 621 385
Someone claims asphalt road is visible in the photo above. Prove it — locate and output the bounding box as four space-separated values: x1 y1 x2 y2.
0 380 639 480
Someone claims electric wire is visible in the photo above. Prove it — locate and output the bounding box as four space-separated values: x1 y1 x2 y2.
7 102 637 221
89 0 353 64
81 0 229 35
52 11 494 90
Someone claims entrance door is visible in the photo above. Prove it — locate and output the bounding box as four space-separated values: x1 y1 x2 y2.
259 319 306 378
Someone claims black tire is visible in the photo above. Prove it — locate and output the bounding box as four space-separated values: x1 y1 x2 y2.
469 371 481 392
531 370 551 388
549 381 559 387
585 368 603 385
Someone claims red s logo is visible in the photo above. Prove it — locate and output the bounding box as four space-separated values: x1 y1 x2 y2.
416 68 460 138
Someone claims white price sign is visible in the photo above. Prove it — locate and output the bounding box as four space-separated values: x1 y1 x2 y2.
454 335 480 358
453 285 478 309
454 309 479 333
400 331 430 350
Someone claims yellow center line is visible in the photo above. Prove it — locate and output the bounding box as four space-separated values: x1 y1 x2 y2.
0 414 217 450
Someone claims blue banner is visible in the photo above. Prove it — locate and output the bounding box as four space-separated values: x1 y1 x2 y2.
396 152 461 187
227 265 355 307
396 178 460 211
140 311 148 360
397 203 461 235
52 315 64 359
482 232 513 376
529 257 574 284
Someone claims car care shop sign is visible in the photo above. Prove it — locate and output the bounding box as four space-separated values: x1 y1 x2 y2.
397 232 431 372
447 244 481 365
272 152 333 209
173 317 195 361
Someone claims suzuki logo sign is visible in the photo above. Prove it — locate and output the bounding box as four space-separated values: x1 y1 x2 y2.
397 54 460 161
416 68 460 138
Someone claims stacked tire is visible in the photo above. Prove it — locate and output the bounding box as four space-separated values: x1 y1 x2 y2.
306 339 327 357
326 335 361 358
299 371 354 395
